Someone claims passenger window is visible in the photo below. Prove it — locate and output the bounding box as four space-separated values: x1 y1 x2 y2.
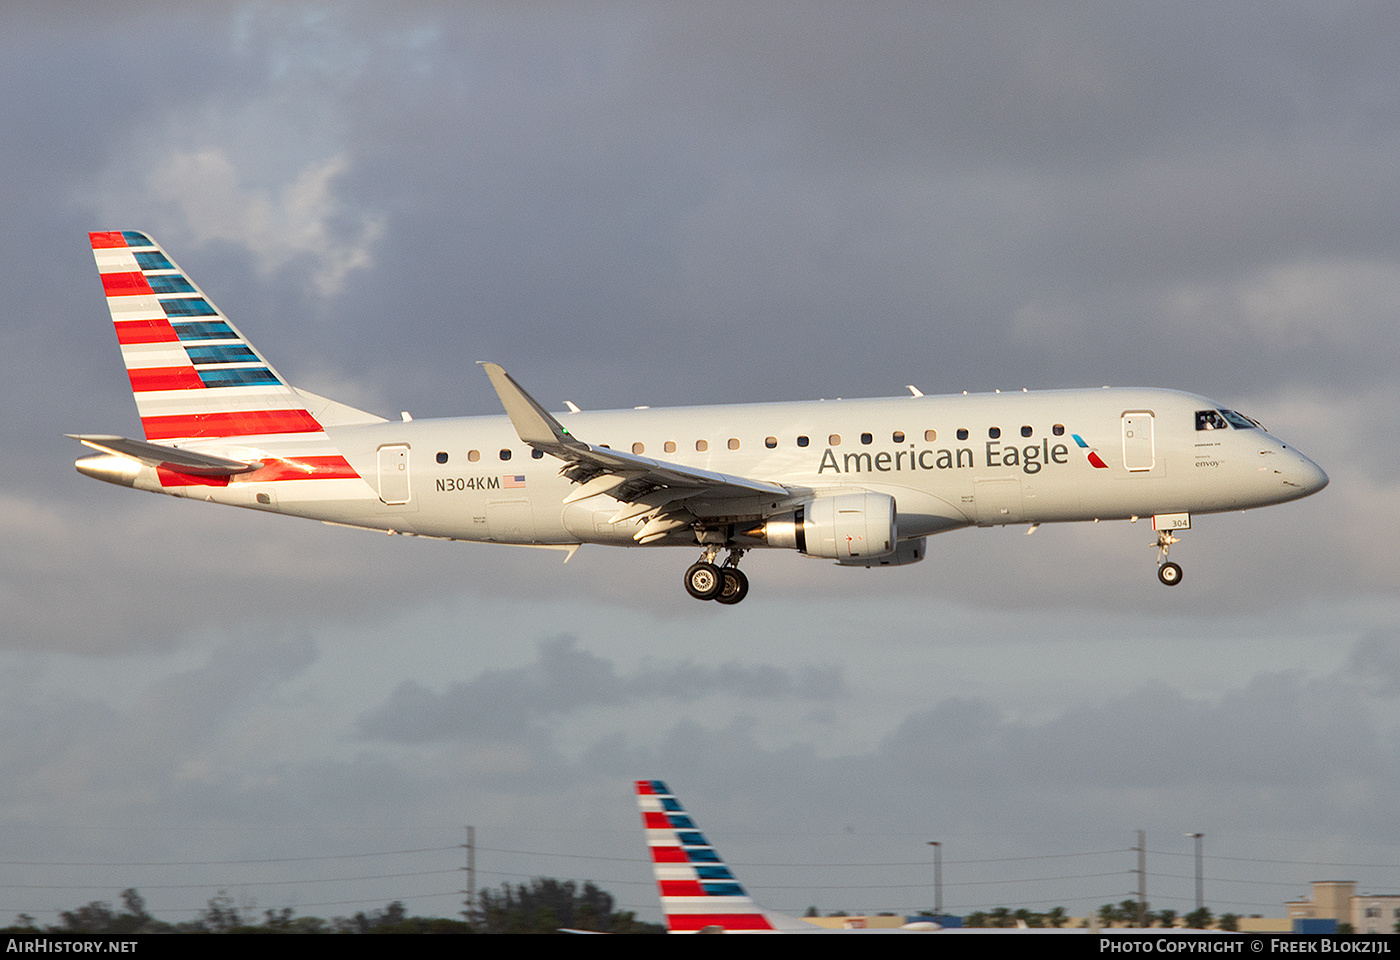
989 427 1001 439
728 438 740 450
500 449 512 460
765 437 777 449
468 450 480 462
436 452 449 464
532 449 544 459
797 435 809 447
664 441 676 453
860 432 873 445
956 429 968 441
695 439 708 452
1021 426 1033 438
829 434 841 446
632 442 645 454
892 431 905 443
1053 424 1065 436
924 429 936 442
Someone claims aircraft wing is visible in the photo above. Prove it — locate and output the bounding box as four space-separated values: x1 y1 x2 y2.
478 363 789 507
68 434 258 477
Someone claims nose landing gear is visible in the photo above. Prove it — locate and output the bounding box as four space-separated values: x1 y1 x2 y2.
684 547 750 603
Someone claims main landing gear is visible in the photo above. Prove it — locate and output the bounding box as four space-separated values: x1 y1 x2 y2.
1155 529 1183 587
684 547 749 604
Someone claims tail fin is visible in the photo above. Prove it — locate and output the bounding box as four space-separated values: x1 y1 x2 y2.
89 230 380 442
635 779 778 933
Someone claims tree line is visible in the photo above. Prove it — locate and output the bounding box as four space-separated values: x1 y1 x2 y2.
802 901 1242 929
958 902 1239 929
0 879 664 934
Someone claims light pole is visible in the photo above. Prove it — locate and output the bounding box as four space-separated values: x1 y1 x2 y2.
927 842 942 916
1185 832 1204 912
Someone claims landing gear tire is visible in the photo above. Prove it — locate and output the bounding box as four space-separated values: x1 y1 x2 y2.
685 562 724 600
715 568 749 605
1157 562 1183 586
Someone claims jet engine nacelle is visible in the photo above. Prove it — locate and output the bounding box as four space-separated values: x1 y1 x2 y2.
755 491 897 561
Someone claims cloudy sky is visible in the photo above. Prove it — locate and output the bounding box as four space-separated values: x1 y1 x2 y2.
2 1 1398 927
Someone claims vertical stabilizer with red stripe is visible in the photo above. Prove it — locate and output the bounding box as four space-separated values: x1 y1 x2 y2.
83 231 382 497
91 230 334 443
635 780 779 934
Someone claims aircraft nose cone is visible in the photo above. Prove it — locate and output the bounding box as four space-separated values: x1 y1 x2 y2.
1289 451 1328 497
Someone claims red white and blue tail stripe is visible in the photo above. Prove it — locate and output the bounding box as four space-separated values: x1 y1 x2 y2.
90 230 322 443
636 779 777 933
84 231 378 496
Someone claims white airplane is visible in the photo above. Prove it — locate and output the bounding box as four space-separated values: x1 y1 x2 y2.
635 778 940 933
73 231 1328 603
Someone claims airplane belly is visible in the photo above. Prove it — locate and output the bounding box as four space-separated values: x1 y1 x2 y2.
561 501 643 545
482 497 571 543
973 478 1023 525
485 499 535 542
877 486 969 537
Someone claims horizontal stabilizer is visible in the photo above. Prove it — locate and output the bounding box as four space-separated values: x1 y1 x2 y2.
67 434 257 477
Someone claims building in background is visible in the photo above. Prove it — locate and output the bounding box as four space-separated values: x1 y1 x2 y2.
1285 880 1400 934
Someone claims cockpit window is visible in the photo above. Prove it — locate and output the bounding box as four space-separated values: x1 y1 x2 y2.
1197 408 1260 430
1220 409 1260 429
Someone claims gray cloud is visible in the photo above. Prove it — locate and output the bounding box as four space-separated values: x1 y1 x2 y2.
1 0 1397 925
0 634 316 829
1349 629 1400 698
358 634 843 743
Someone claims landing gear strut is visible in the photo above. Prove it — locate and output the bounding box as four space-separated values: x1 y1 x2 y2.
684 547 749 603
1155 529 1183 587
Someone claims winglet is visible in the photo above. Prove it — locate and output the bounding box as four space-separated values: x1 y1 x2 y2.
478 363 788 503
477 362 580 451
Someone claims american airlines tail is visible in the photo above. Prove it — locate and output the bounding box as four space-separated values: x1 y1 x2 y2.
635 779 786 933
77 230 384 497
635 779 944 934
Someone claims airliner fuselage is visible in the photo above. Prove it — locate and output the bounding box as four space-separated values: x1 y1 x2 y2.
73 231 1328 602
288 388 1321 541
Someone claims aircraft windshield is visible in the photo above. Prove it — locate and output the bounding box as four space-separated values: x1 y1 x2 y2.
1196 409 1260 431
1220 409 1260 429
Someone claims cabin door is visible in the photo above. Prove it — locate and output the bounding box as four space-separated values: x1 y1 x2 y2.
378 444 411 504
1121 412 1155 472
